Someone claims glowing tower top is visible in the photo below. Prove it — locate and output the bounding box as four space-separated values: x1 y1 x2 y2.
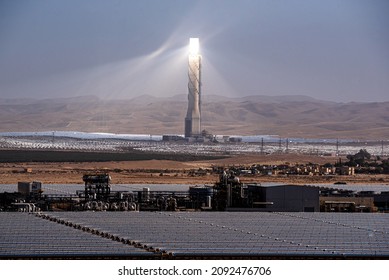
185 38 202 138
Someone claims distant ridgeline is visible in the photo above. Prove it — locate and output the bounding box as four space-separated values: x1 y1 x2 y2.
0 95 388 139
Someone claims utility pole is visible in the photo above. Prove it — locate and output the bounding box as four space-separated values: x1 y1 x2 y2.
382 140 384 157
286 138 289 153
261 137 264 155
336 138 339 156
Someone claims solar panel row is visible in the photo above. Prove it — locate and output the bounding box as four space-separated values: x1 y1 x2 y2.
1 212 388 258
0 213 154 258
43 211 389 258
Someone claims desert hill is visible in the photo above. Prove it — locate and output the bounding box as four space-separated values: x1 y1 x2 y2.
0 95 388 140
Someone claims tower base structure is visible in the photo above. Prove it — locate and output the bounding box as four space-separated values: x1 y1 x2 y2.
185 117 201 138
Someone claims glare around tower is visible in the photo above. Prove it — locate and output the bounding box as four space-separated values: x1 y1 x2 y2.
185 38 202 138
189 38 199 55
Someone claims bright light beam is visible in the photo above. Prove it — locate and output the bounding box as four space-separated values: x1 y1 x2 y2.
189 38 199 55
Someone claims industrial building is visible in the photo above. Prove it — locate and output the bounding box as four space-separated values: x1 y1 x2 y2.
318 185 389 212
320 196 375 212
244 184 320 212
210 171 319 212
3 170 389 213
0 174 319 213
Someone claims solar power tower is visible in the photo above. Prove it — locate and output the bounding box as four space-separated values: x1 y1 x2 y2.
185 38 202 138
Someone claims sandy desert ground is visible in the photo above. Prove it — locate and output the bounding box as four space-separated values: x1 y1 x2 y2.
1 154 388 185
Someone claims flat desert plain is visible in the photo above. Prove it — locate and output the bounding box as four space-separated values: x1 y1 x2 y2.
1 154 388 185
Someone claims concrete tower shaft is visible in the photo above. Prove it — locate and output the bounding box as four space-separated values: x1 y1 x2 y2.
185 38 202 138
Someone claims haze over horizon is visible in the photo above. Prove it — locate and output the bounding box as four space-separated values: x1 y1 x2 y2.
1 0 388 103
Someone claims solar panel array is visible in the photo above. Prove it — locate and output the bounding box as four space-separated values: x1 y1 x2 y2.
1 211 387 258
0 212 154 258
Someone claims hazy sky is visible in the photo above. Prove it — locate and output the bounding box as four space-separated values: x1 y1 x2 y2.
1 0 388 102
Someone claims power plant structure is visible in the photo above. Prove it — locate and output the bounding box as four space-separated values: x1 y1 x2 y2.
185 38 202 138
1 171 387 213
0 172 318 212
